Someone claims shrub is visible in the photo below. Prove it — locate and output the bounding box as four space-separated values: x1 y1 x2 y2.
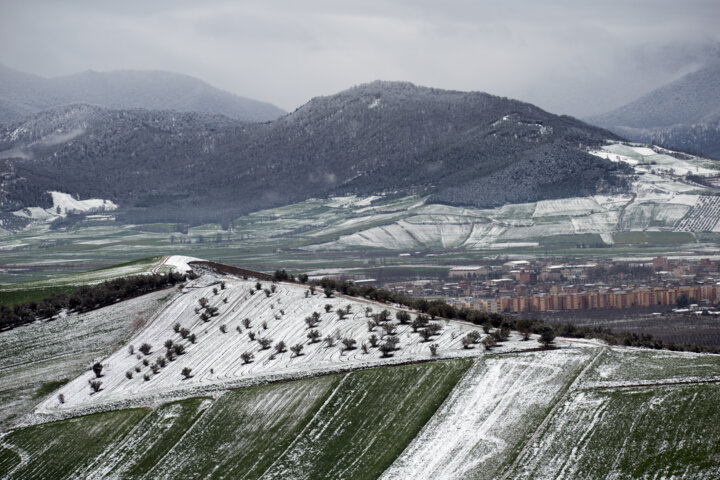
241 351 254 364
385 335 400 350
128 345 135 355
382 322 397 336
482 336 496 350
396 311 411 324
275 341 287 353
92 362 104 378
139 343 152 355
325 335 335 347
89 379 102 393
324 304 332 313
516 318 533 340
290 344 304 357
165 339 174 350
248 331 256 341
307 329 321 343
126 371 133 379
540 327 556 348
181 367 193 379
58 393 65 404
188 333 197 344
219 324 227 333
324 288 333 298
143 374 151 381
258 338 272 349
242 318 251 328
379 342 394 357
368 334 379 347
342 338 357 351
430 343 439 356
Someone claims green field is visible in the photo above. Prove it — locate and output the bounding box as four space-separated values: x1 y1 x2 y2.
0 359 472 480
581 347 720 385
0 408 148 479
510 384 720 479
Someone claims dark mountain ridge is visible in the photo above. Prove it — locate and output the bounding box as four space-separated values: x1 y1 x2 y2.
587 62 720 159
0 64 286 124
0 81 628 224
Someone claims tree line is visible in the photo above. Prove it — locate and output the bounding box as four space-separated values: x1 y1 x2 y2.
0 271 191 331
309 277 720 354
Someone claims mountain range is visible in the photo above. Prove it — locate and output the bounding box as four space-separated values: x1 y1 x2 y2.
588 62 720 159
0 64 286 124
0 81 628 224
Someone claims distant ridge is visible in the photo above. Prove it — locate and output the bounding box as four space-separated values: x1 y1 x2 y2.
0 64 286 123
587 62 720 159
0 81 627 223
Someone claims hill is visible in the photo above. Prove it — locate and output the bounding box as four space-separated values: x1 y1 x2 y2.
587 62 720 159
1 258 719 479
0 64 286 124
0 81 629 224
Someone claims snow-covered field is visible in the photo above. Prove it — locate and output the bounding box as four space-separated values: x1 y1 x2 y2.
0 289 172 428
302 143 719 251
35 271 553 418
382 349 593 480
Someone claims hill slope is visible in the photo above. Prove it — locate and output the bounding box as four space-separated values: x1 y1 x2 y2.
0 81 628 224
0 64 286 123
588 62 720 159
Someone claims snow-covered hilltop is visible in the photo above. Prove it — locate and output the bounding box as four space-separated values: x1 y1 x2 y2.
35 266 588 418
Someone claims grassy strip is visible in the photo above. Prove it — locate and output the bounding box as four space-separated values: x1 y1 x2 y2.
262 358 473 480
509 384 720 479
0 286 79 308
76 398 211 478
1 409 148 479
147 375 341 479
0 446 21 478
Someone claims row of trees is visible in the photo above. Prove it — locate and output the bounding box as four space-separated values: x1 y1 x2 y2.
309 277 720 354
1 271 192 331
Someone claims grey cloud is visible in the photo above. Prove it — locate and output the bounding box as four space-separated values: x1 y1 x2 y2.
1 0 718 116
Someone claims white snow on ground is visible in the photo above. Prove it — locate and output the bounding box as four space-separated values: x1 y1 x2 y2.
381 349 593 480
632 146 656 156
571 211 619 234
159 255 202 273
533 198 601 217
12 207 55 221
49 191 117 214
35 274 576 418
668 194 699 207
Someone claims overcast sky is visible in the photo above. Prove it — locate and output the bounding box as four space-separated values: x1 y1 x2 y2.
1 0 719 116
